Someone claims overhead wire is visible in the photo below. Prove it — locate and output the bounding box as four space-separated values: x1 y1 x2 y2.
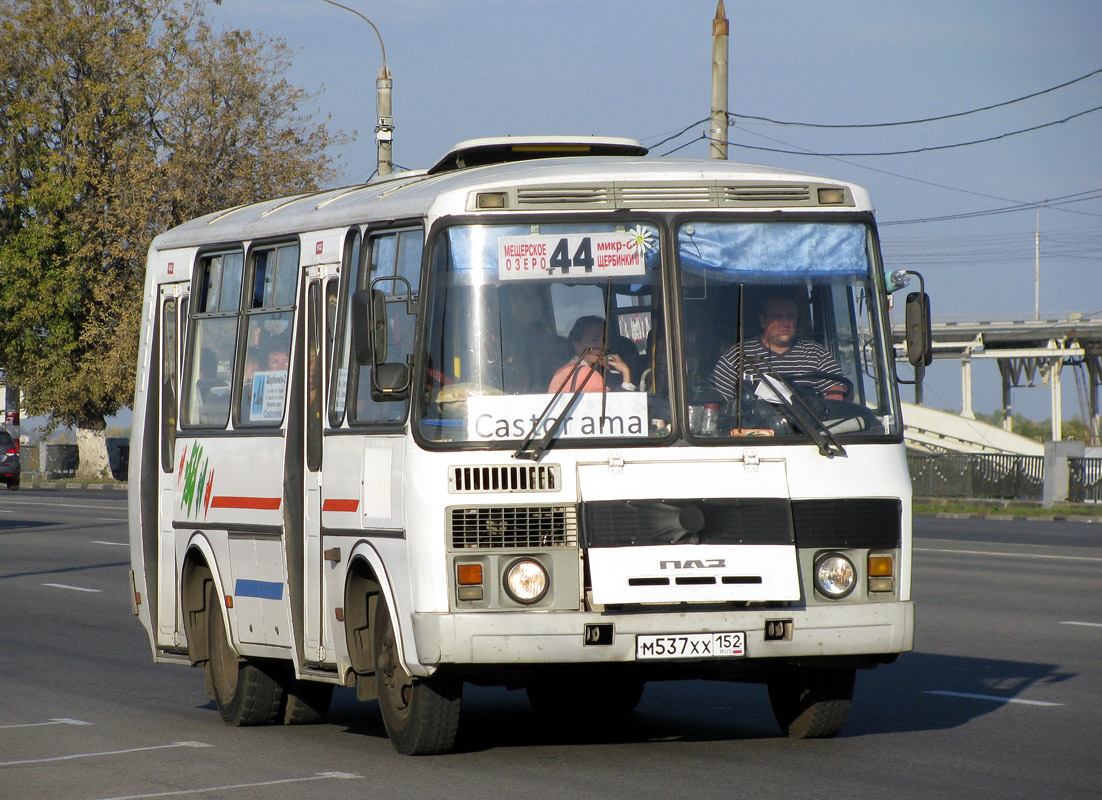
730 67 1102 129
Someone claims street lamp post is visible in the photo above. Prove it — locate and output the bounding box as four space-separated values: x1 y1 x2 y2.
317 0 393 177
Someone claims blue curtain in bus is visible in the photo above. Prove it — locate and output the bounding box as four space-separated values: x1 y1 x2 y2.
678 222 869 278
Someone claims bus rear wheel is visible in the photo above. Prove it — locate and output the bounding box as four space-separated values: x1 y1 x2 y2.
373 596 461 755
767 666 855 739
282 676 333 725
205 583 283 726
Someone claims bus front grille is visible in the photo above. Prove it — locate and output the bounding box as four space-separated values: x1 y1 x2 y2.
449 505 579 549
449 464 561 493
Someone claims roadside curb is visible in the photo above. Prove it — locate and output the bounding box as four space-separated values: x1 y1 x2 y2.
15 480 127 491
919 511 1102 523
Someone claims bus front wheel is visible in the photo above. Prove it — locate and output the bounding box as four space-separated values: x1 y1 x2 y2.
767 666 855 739
373 596 461 755
205 583 283 726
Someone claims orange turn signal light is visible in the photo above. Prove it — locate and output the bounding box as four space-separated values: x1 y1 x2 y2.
867 555 894 577
457 564 484 586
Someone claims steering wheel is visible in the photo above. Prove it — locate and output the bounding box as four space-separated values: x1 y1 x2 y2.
787 371 854 399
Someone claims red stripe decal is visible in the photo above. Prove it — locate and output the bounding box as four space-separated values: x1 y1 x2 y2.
323 498 360 513
210 496 282 510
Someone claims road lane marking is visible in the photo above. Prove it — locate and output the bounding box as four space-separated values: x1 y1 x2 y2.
0 718 92 730
90 772 363 800
915 547 1102 563
1 500 125 509
0 741 211 767
923 690 1063 707
97 518 128 522
93 540 129 547
1060 620 1102 628
42 583 103 593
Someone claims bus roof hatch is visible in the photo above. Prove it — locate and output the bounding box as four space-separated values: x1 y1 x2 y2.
427 135 649 174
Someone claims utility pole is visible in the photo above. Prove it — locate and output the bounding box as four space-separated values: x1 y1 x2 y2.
1034 208 1041 320
376 64 393 176
710 1 729 160
318 0 392 177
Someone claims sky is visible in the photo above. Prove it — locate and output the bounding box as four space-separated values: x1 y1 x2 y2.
200 0 1101 424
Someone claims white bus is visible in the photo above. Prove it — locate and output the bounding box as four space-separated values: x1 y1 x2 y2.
128 136 931 754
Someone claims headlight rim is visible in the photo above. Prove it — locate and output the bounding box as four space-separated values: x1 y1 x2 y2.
502 557 550 605
814 551 857 600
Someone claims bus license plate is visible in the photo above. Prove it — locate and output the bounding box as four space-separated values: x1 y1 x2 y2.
636 632 745 660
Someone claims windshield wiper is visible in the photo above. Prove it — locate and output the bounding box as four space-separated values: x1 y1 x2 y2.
742 353 846 458
516 279 617 462
513 350 604 461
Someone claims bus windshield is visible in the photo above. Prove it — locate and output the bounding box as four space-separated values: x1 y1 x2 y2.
418 221 671 444
678 219 899 442
416 218 900 447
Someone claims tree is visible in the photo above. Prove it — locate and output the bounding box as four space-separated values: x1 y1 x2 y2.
0 0 345 478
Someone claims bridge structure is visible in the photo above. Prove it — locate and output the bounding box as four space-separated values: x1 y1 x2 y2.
893 311 1102 453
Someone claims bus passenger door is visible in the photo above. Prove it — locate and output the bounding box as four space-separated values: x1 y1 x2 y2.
302 270 327 663
157 283 187 646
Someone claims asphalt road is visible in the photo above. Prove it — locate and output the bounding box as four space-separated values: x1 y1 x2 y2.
1 489 1099 799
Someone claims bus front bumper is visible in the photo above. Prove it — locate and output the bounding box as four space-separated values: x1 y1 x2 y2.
411 601 913 668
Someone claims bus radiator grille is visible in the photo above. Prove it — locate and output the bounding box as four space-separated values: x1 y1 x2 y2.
449 505 579 549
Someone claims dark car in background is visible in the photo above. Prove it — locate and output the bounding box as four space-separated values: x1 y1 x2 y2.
0 429 19 489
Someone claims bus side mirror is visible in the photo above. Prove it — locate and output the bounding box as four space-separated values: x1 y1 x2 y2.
904 291 932 367
351 289 389 365
903 290 932 382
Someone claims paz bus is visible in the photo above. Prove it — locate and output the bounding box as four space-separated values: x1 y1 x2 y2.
127 136 931 754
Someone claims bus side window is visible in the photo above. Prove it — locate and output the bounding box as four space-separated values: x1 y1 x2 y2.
349 228 422 425
328 230 360 427
237 242 298 427
160 297 177 472
183 251 242 428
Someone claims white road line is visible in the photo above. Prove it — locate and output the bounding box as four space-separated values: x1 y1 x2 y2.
0 718 92 730
90 772 363 800
915 547 1102 563
97 518 128 522
42 583 103 593
1060 620 1102 628
0 741 210 767
1 500 124 509
923 690 1063 707
92 540 129 547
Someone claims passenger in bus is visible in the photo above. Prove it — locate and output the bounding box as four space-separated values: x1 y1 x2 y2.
711 295 848 402
547 316 637 393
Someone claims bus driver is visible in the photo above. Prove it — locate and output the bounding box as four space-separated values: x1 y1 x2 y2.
711 295 848 403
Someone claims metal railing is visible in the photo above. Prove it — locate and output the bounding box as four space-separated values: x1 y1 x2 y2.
908 454 1045 500
1069 458 1102 503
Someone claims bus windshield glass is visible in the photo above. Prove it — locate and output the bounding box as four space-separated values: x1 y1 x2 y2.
678 220 899 441
418 221 671 444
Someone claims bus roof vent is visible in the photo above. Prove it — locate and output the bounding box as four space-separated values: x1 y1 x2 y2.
619 186 714 207
428 136 648 174
514 186 613 207
722 184 813 205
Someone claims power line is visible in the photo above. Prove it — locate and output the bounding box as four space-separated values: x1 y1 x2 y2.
731 67 1102 129
724 105 1102 157
658 133 707 157
880 189 1102 225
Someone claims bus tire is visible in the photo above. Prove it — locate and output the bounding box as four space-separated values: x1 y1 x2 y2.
282 678 333 725
205 583 283 726
373 596 461 755
767 666 855 739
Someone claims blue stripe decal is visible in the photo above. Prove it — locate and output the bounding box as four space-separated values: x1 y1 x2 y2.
234 579 284 600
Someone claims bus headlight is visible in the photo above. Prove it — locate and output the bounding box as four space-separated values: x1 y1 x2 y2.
814 553 856 599
503 558 549 604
